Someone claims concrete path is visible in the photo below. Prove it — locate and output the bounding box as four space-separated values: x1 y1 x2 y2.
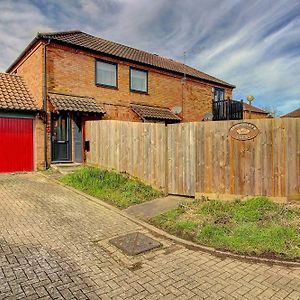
0 173 299 299
124 195 193 218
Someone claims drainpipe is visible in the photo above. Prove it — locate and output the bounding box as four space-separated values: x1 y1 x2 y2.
43 38 51 170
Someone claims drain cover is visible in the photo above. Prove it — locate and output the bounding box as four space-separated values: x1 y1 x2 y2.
109 232 161 256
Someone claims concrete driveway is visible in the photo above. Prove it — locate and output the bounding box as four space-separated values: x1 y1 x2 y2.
0 173 299 299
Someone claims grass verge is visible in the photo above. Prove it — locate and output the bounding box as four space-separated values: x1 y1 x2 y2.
151 197 300 261
59 167 163 209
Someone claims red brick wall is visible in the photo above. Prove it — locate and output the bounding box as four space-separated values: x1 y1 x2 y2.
34 116 46 170
11 41 44 108
47 43 233 122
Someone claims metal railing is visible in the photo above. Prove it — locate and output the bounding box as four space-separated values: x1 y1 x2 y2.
212 99 243 121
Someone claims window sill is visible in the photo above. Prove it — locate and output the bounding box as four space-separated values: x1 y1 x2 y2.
96 84 118 90
130 89 149 95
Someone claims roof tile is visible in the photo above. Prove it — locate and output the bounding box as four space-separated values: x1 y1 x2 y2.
282 107 300 118
0 73 39 111
243 103 268 114
131 103 180 121
38 31 234 88
48 93 105 114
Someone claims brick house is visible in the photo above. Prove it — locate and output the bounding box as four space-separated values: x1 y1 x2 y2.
3 30 235 171
281 107 300 118
243 103 270 119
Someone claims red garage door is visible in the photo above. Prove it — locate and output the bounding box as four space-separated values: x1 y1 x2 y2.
0 117 33 172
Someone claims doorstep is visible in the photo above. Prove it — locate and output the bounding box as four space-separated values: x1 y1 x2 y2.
50 162 83 174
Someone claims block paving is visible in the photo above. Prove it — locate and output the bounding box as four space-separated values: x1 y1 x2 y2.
0 173 299 299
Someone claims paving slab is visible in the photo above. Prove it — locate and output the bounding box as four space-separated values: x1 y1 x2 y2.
124 195 193 218
0 173 299 299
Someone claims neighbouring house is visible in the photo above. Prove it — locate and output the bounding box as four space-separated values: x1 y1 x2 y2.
2 30 236 171
281 107 300 118
243 103 270 119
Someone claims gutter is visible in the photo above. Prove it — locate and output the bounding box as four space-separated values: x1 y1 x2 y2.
43 38 51 170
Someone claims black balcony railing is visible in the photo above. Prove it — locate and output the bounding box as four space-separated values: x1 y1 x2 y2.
212 99 243 121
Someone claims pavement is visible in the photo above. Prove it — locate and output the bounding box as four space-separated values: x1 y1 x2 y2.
124 195 193 219
0 173 299 300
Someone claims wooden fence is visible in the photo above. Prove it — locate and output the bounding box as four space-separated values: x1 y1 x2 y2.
86 118 300 199
87 121 167 190
167 123 197 196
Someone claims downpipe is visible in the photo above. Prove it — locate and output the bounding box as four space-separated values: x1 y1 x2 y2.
43 38 51 170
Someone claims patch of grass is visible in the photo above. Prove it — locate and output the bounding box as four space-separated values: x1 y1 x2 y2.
152 197 300 260
152 207 185 230
59 167 163 209
175 220 198 231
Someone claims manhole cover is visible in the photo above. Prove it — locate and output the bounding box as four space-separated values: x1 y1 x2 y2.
109 232 161 256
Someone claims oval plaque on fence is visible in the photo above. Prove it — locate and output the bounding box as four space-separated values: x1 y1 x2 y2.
229 122 259 141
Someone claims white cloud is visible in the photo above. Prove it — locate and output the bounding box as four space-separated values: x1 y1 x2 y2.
0 0 52 70
0 0 299 113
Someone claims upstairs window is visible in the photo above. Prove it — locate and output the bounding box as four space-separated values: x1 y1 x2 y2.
96 60 117 88
130 67 148 93
214 87 225 101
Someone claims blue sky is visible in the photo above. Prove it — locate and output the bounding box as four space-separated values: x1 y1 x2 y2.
0 0 299 115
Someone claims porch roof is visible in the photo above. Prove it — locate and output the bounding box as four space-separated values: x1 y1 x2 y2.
131 103 181 121
48 93 105 114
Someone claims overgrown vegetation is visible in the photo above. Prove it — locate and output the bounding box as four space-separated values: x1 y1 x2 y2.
152 197 300 260
60 167 163 209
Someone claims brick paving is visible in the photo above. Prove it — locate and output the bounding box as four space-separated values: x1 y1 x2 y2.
0 173 299 300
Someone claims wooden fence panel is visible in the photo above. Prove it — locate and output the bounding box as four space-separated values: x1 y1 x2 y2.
86 120 166 190
86 118 300 198
167 123 196 196
195 118 300 198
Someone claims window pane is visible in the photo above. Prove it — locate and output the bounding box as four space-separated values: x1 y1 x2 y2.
56 116 68 141
220 90 224 100
214 88 224 101
214 92 218 102
96 61 117 87
60 118 66 141
131 69 147 92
